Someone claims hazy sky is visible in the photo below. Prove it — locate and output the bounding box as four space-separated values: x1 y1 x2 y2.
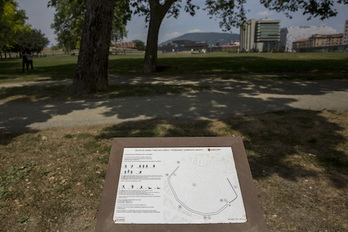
17 0 348 46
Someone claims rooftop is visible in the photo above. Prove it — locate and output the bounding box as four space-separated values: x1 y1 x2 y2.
293 38 309 43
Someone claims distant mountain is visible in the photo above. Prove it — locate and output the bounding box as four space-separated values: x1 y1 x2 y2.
159 32 240 46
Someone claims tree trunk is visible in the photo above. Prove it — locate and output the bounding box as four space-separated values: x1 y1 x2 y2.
143 0 176 73
71 0 115 94
144 3 162 73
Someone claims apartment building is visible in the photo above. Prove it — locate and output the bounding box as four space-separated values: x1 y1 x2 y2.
280 25 337 51
293 33 343 50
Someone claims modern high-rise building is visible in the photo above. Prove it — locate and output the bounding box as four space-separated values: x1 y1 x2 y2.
280 25 337 51
343 20 348 45
240 18 280 52
240 19 257 51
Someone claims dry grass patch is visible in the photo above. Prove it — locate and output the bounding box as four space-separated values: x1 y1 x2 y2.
1 110 347 231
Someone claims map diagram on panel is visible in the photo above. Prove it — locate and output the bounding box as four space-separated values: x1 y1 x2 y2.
161 148 246 223
114 147 246 224
167 166 238 217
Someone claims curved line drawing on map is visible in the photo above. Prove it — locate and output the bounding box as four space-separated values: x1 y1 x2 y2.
167 166 238 217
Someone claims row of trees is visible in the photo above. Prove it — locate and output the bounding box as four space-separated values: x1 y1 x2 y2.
49 0 348 94
0 0 49 58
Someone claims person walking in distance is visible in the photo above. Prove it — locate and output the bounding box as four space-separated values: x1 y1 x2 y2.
22 48 27 72
26 49 33 70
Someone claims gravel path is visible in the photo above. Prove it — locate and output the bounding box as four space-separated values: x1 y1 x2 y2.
1 76 347 130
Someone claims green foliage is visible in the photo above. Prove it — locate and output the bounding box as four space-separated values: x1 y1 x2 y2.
16 28 49 53
133 39 146 51
111 0 132 42
0 0 27 51
130 0 346 31
48 0 131 52
49 0 85 52
204 0 248 30
0 163 36 200
50 44 61 50
260 0 342 20
130 0 200 23
0 0 49 56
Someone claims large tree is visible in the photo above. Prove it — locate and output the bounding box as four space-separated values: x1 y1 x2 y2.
49 0 130 94
49 0 130 52
70 0 115 94
131 0 347 73
71 0 132 94
0 0 27 58
131 0 200 73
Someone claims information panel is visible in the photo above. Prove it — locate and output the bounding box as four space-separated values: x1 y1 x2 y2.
95 137 266 232
113 147 246 224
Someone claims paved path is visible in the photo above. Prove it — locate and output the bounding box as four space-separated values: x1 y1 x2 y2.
1 76 347 130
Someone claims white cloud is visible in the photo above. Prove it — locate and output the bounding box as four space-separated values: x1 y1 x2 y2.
257 10 273 18
187 29 202 33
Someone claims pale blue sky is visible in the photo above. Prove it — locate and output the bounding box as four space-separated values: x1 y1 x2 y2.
17 0 348 46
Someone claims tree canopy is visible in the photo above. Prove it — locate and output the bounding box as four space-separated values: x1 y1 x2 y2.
49 0 85 52
0 0 27 53
0 0 49 57
49 0 131 52
131 0 347 29
16 28 50 53
133 40 146 51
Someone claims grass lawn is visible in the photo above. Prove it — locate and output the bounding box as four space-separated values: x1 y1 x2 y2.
0 55 78 83
0 110 347 231
1 52 348 231
0 52 347 84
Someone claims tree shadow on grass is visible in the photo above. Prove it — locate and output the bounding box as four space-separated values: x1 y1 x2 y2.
33 63 76 81
0 128 39 146
107 55 348 77
1 77 347 145
222 111 348 188
155 55 348 76
1 54 347 88
97 110 348 189
0 59 76 82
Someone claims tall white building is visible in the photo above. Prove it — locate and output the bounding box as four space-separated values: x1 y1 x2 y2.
240 19 257 51
240 18 280 52
343 20 348 45
280 25 337 52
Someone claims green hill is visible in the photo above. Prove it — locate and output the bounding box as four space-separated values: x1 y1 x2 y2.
159 32 240 46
